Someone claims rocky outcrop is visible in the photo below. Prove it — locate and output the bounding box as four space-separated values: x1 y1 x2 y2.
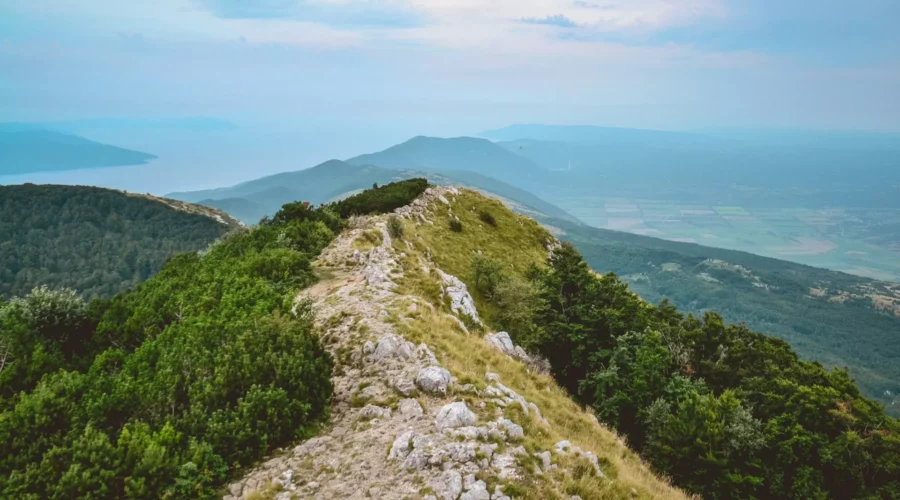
223 187 671 500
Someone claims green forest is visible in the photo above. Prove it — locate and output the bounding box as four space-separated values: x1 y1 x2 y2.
555 220 900 415
0 184 232 300
0 179 430 498
471 243 900 499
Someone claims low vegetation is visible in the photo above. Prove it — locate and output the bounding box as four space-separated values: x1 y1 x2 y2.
413 190 900 499
0 181 436 498
331 178 428 218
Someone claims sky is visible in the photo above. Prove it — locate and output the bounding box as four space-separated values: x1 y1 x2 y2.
1 0 899 136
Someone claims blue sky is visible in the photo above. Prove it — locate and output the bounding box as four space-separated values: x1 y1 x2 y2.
1 0 898 133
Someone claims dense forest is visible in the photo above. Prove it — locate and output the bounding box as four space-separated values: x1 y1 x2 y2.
0 180 427 498
0 184 235 300
552 220 900 415
470 243 900 499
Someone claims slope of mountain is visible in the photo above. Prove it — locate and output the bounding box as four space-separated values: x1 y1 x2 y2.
346 136 551 192
549 218 900 414
0 184 240 300
0 125 157 175
0 181 689 500
481 124 723 147
168 159 579 225
167 160 395 203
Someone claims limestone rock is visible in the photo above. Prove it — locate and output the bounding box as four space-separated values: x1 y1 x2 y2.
431 470 463 500
436 401 477 431
399 398 424 420
389 430 415 460
438 270 482 324
416 366 451 395
358 404 391 420
497 418 524 440
370 334 415 362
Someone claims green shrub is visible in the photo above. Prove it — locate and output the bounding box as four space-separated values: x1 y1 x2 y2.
387 216 404 240
0 205 338 499
449 219 463 232
478 210 496 227
332 178 429 218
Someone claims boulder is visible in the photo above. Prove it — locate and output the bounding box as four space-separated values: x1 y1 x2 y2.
436 402 477 431
416 366 451 395
398 398 424 420
497 418 524 440
431 470 463 500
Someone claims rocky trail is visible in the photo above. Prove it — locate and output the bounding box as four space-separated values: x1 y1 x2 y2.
225 187 673 500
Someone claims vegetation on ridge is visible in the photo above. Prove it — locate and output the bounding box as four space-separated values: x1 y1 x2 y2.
413 189 900 499
0 180 432 498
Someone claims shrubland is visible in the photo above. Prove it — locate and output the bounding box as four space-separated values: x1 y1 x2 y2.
413 189 900 499
0 180 428 498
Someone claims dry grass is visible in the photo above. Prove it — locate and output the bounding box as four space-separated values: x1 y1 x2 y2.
388 188 692 500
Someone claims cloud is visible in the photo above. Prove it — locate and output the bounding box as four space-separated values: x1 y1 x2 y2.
521 15 578 28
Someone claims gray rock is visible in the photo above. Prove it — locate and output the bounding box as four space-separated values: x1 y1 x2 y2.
485 332 516 356
359 404 391 420
555 440 572 452
227 482 243 497
497 418 524 440
434 401 477 431
416 366 452 395
363 341 375 355
393 377 417 396
399 398 424 419
370 334 414 362
388 430 414 460
431 470 463 500
436 401 477 430
509 446 527 456
534 451 552 470
438 270 482 323
485 372 501 383
491 453 516 469
461 480 491 500
402 448 429 470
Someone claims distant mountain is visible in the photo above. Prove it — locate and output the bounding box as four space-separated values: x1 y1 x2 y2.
346 136 551 192
0 125 157 175
167 160 411 222
168 158 579 225
481 124 723 147
0 184 240 300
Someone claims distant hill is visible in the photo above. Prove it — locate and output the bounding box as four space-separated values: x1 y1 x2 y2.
0 125 157 175
481 123 723 147
550 217 900 414
0 184 240 300
346 136 551 192
168 158 579 225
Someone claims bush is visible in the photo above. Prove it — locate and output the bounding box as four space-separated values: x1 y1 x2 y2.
331 178 429 218
449 219 463 232
0 204 338 499
387 216 404 240
478 210 496 227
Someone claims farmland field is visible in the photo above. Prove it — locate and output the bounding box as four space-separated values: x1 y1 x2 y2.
552 195 900 282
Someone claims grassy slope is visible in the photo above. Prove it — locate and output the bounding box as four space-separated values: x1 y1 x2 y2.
389 189 690 499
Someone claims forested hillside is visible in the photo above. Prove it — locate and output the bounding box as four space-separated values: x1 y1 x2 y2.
551 220 900 415
414 191 900 499
0 180 431 498
0 184 238 300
